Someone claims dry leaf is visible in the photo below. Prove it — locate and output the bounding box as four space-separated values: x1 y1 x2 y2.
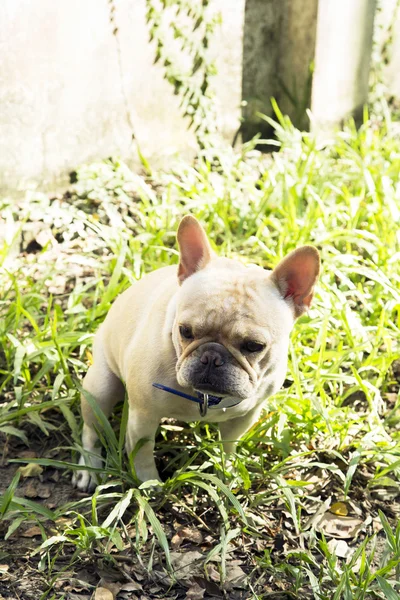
317 512 364 539
224 562 247 591
56 517 74 528
205 563 220 583
19 450 37 459
97 579 122 598
185 583 205 600
50 470 60 482
22 526 42 538
347 500 363 516
327 538 353 559
119 582 142 592
171 551 203 581
0 565 10 573
37 484 52 498
171 526 203 550
46 274 67 295
303 497 332 531
372 517 383 533
18 463 43 478
330 501 349 516
94 587 114 600
193 576 222 598
36 228 57 248
23 479 51 499
23 480 40 498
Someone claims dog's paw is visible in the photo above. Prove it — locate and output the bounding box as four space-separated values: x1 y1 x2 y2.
72 455 102 492
72 469 97 492
135 464 162 486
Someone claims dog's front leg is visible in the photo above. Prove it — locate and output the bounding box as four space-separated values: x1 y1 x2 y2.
125 407 161 483
219 406 263 455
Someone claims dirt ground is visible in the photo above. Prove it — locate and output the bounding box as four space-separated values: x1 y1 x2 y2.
1 418 400 600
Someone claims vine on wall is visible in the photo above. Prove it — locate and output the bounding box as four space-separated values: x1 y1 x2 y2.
145 0 221 148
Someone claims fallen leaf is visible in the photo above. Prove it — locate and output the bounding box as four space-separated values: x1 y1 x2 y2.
327 538 353 559
53 573 74 590
193 576 222 597
119 582 142 592
347 500 363 516
19 450 37 459
50 470 60 482
317 512 365 539
330 501 349 516
22 480 51 499
23 480 40 498
0 565 9 573
46 274 67 295
37 483 52 498
224 562 247 591
303 497 332 531
205 563 220 583
372 517 383 533
171 551 203 581
94 587 114 600
97 579 122 598
56 517 74 528
36 228 57 248
18 463 43 478
22 526 42 538
171 526 203 550
185 583 205 600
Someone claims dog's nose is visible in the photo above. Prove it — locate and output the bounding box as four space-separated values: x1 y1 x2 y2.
200 349 225 367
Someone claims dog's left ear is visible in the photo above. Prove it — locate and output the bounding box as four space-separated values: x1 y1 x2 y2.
271 246 320 317
177 215 214 283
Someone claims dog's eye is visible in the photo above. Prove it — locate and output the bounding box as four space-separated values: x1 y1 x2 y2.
179 325 194 340
242 341 265 353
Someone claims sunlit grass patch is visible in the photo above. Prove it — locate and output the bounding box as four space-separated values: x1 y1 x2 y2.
0 109 400 598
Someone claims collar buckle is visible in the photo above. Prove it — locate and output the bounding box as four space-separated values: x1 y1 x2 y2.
153 383 230 415
198 393 209 417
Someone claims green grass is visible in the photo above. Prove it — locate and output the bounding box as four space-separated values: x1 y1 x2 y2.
1 106 400 599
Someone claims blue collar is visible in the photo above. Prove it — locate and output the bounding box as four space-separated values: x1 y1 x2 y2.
152 383 223 417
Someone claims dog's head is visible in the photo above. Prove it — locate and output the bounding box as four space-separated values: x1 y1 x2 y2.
171 216 320 401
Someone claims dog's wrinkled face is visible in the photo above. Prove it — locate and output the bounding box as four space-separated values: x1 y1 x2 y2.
173 262 293 399
171 217 320 402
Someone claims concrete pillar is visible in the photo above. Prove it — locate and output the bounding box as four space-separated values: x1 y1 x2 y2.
241 0 282 140
241 0 377 138
0 0 381 191
311 0 377 132
278 0 319 132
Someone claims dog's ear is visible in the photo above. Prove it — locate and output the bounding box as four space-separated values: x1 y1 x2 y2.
177 216 214 283
271 246 320 317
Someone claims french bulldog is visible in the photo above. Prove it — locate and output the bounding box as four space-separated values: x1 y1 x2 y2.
73 216 320 490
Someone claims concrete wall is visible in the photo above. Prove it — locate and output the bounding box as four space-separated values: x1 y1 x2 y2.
0 0 244 193
375 0 400 102
0 0 393 193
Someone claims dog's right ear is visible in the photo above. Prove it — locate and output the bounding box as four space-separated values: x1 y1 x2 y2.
271 246 320 318
177 216 214 283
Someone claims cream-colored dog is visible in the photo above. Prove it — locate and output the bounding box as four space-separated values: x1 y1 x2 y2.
73 216 320 490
